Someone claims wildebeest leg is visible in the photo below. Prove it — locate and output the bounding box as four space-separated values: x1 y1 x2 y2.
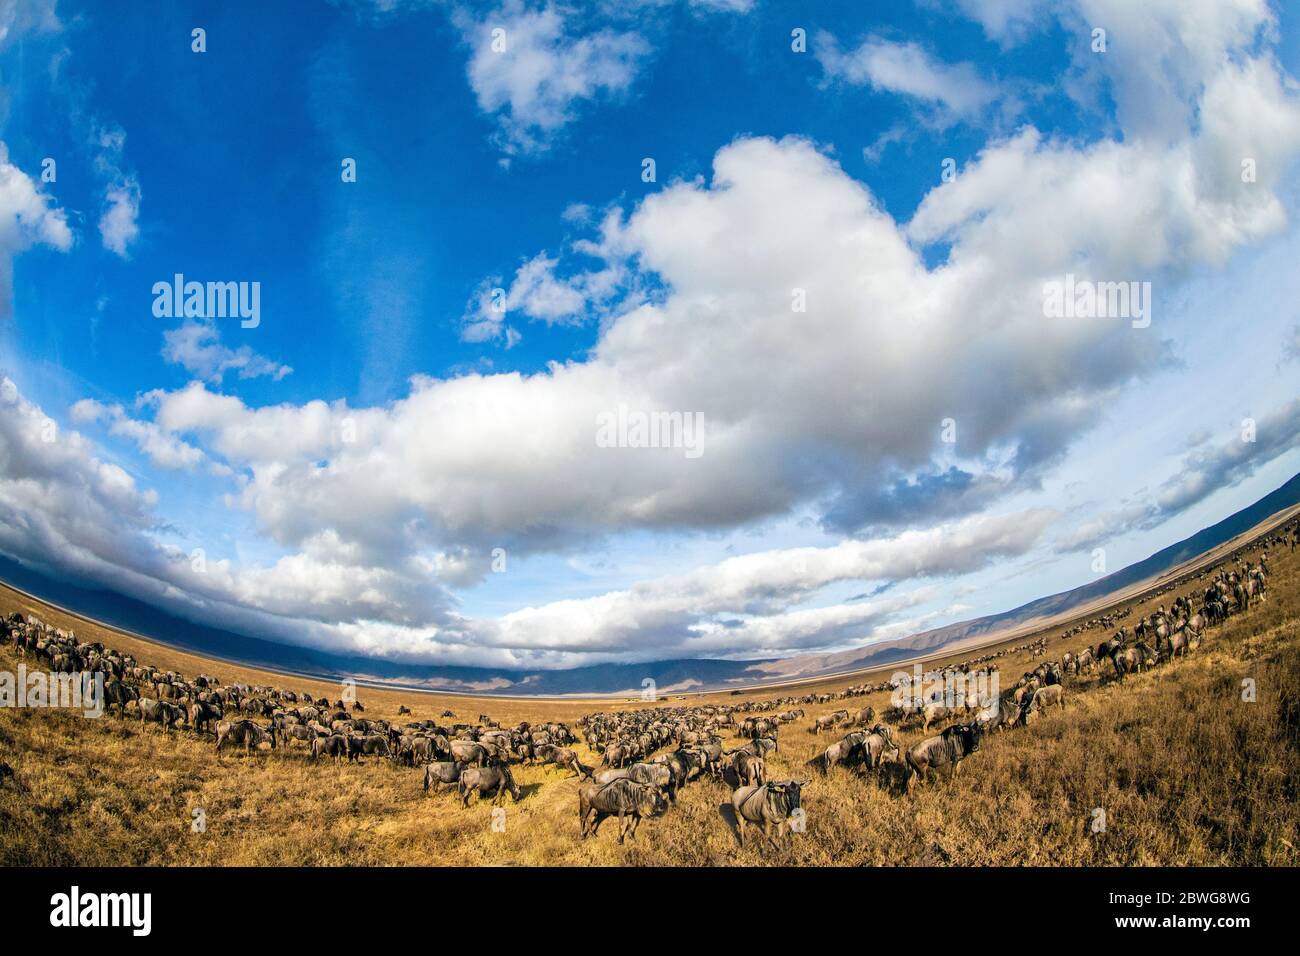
763 820 780 851
616 809 627 845
736 816 746 848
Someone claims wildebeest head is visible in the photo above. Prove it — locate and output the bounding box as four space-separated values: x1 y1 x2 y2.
640 784 669 816
767 779 805 816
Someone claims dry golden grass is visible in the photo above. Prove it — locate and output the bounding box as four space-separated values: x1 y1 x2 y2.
1 529 1297 866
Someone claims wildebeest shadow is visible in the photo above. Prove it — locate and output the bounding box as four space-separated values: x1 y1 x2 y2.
861 760 909 797
717 802 743 848
517 782 543 800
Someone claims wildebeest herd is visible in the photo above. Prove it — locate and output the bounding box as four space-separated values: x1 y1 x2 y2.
0 520 1285 851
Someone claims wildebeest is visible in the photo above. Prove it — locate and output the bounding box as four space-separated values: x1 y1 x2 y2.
188 700 223 734
860 724 901 768
423 760 467 794
578 778 666 843
536 744 593 780
731 751 768 786
450 739 491 767
346 734 391 761
905 723 981 789
731 780 805 850
309 734 348 760
812 732 865 772
101 679 139 717
215 719 276 755
458 764 521 807
1019 684 1064 725
139 697 185 731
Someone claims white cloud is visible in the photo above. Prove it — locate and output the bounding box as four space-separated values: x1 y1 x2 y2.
69 399 206 471
97 179 140 258
816 35 1001 120
161 320 293 384
455 1 650 154
0 143 73 316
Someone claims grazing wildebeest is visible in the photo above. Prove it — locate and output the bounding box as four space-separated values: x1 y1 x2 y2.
905 723 982 790
423 760 467 794
215 719 276 755
726 736 778 760
597 762 678 801
458 764 521 807
310 734 348 761
188 700 223 734
1019 684 1064 725
139 697 185 731
860 724 901 768
347 734 391 761
280 723 317 748
813 732 867 771
578 778 666 844
449 739 490 767
922 702 952 732
731 780 805 850
101 679 139 717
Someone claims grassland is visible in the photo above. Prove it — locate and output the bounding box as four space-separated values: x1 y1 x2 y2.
1 528 1297 867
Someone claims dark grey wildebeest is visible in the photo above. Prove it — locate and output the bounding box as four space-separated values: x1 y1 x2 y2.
346 734 391 761
578 778 667 844
726 750 766 786
188 700 223 734
101 679 139 717
536 744 593 780
458 764 521 807
731 780 805 850
860 724 901 768
423 760 468 794
310 734 348 761
905 723 981 790
215 719 276 755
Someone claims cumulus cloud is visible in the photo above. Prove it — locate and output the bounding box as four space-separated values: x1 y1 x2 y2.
136 24 1300 576
69 399 207 471
454 1 650 154
162 320 293 384
0 377 1055 666
0 143 73 316
816 34 1002 121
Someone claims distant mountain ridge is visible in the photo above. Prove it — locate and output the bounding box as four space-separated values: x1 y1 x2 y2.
3 470 1297 695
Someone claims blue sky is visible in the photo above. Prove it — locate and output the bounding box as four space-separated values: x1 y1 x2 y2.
1 0 1299 673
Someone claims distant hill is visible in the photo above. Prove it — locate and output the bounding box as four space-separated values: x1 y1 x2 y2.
2 470 1297 695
